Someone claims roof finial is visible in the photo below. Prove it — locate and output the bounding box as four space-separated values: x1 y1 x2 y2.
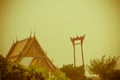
15 35 18 42
30 30 32 38
12 38 14 44
34 31 36 38
33 29 36 37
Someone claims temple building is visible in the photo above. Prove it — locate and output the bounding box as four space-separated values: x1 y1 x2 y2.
6 35 56 73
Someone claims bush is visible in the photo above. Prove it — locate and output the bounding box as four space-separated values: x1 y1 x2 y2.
0 54 46 80
88 55 119 80
60 64 86 80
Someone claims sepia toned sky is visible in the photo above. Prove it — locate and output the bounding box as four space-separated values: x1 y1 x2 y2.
0 0 120 67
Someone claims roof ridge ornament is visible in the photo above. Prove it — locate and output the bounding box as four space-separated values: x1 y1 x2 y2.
33 28 36 38
12 38 14 44
33 31 35 37
30 30 32 38
15 36 18 42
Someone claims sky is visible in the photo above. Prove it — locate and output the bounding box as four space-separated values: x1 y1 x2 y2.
0 0 120 67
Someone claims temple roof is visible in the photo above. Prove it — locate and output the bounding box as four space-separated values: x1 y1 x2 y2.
6 39 28 58
6 36 56 73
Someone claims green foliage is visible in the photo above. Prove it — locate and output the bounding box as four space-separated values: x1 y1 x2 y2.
0 54 46 80
0 55 9 80
60 64 86 80
108 69 120 80
88 55 119 80
1 53 119 80
4 63 46 80
29 65 48 80
4 63 31 80
52 69 70 80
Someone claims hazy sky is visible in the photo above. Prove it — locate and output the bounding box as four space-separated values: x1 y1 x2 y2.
0 0 120 67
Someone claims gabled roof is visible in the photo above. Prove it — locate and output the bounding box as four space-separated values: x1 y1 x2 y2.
6 38 28 59
6 36 56 73
30 54 56 73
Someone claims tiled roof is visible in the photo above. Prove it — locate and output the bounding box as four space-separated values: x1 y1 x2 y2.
6 36 56 73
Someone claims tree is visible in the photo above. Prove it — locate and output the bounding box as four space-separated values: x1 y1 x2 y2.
29 65 47 80
3 62 46 80
109 69 120 80
0 54 10 80
4 63 31 80
0 54 46 80
52 69 70 80
60 64 86 80
88 55 119 80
